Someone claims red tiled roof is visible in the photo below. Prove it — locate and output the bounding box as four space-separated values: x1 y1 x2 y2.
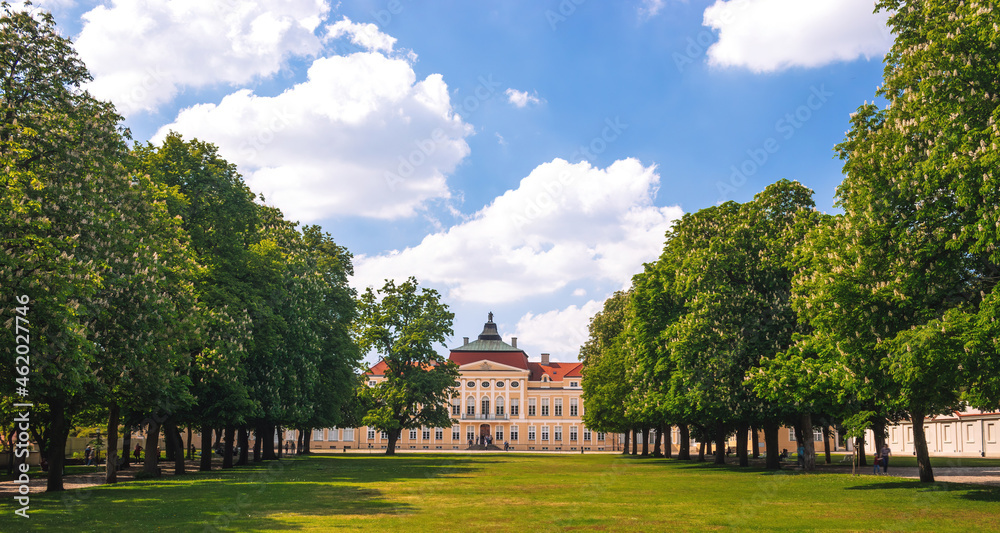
365 360 389 376
449 352 529 370
528 361 583 382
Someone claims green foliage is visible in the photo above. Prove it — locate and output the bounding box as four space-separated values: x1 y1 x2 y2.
355 277 458 454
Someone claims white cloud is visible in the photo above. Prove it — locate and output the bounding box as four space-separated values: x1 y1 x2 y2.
353 158 683 304
74 0 330 114
325 16 396 53
639 0 667 19
703 0 892 73
506 300 604 361
505 88 542 108
154 48 473 221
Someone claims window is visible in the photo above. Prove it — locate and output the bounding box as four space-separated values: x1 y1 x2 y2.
510 399 519 416
467 396 476 416
496 396 505 416
451 399 460 416
542 375 549 383
907 427 913 443
813 429 823 442
409 429 418 440
967 423 975 443
496 427 504 441
528 398 537 416
528 426 536 441
989 423 996 444
368 380 376 386
541 426 549 441
569 381 579 388
452 426 460 441
368 429 375 440
422 427 431 440
481 397 490 416
380 431 388 440
496 381 505 388
467 381 476 388
482 381 490 388
943 425 951 443
583 428 591 441
344 428 354 441
510 381 519 388
570 398 579 417
467 427 475 443
554 398 563 416
554 426 562 441
597 432 606 441
570 427 578 441
542 398 550 417
435 428 443 440
510 426 519 441
788 429 796 441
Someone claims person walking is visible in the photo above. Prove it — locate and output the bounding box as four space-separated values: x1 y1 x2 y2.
880 444 892 475
84 445 93 466
134 443 143 462
873 451 882 475
797 444 805 469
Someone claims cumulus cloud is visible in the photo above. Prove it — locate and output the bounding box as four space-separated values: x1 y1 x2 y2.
353 158 683 304
505 88 542 108
325 16 396 53
154 48 473 221
506 300 604 361
703 0 892 73
74 0 330 114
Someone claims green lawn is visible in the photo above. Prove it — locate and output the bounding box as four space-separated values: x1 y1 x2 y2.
2 453 999 531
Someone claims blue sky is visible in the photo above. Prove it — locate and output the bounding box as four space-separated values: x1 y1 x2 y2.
26 0 892 364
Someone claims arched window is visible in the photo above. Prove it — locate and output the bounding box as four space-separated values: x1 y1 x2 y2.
495 396 505 416
481 396 490 417
466 395 475 416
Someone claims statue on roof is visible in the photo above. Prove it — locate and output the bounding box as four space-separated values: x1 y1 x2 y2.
488 311 494 322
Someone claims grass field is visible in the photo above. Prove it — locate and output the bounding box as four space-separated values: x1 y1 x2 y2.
2 453 999 531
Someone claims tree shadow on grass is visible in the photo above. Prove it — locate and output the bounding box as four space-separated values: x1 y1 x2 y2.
0 455 486 531
844 480 1000 502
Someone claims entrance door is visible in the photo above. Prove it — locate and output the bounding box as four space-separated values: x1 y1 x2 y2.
480 424 491 438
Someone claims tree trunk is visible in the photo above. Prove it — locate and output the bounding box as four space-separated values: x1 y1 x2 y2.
800 412 816 471
105 404 120 484
751 425 760 458
822 425 832 464
253 423 263 462
46 398 69 492
910 410 934 482
665 425 673 458
223 426 235 469
200 424 213 471
705 437 712 456
276 425 283 459
296 429 304 455
714 422 726 465
166 422 185 475
697 440 706 462
386 428 398 455
678 424 690 460
121 426 132 469
631 428 638 455
622 429 630 454
641 427 650 456
856 432 867 467
652 425 663 457
143 419 161 476
186 427 194 460
764 421 780 470
262 423 277 460
237 427 250 466
303 429 311 454
164 422 177 462
872 418 886 459
736 422 749 467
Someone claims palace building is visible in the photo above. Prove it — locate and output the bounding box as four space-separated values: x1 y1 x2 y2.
308 314 620 452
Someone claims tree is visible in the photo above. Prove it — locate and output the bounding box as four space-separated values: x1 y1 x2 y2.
823 0 1000 482
355 278 458 455
581 291 635 452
